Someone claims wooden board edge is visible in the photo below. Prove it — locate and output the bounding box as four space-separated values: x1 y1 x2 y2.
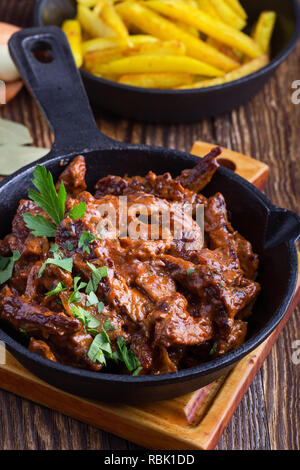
194 256 300 449
191 141 269 191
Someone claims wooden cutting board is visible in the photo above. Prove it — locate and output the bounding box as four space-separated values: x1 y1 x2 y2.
0 142 298 450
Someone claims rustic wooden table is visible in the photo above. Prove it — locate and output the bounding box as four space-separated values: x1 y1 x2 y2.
0 0 299 451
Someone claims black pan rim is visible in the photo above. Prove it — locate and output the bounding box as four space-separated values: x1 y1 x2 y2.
0 145 299 386
34 0 300 95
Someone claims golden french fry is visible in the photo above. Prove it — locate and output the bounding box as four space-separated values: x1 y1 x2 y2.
178 54 269 88
118 72 193 88
174 21 199 38
82 35 158 54
62 19 83 67
196 0 219 18
84 47 124 70
93 54 225 76
83 37 122 54
78 4 116 38
224 0 247 20
207 37 242 62
116 2 238 71
84 39 186 70
145 1 261 58
93 0 107 16
101 1 130 44
253 11 276 54
138 39 186 56
210 0 246 30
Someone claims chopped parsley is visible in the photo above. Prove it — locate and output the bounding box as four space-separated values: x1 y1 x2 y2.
116 336 141 374
187 269 195 276
209 342 217 356
50 244 59 253
23 213 57 238
69 201 86 221
45 282 66 297
78 231 95 254
68 276 87 304
0 251 21 285
19 328 28 336
23 165 66 237
86 262 108 294
38 253 73 278
63 241 74 251
98 301 105 313
88 330 112 365
70 304 100 330
104 320 116 331
86 291 99 307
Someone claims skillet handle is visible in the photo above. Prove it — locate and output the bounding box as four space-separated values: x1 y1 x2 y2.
265 209 300 250
8 26 116 156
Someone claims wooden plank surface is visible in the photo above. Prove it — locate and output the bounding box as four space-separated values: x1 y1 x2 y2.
0 0 299 451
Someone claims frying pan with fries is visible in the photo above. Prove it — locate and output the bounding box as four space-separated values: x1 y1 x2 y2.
34 0 300 122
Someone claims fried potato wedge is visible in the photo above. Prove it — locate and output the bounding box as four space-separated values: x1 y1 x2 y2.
145 1 261 58
178 54 269 88
62 19 83 67
224 0 247 20
101 1 131 45
253 11 276 54
93 54 225 76
78 4 116 38
116 2 239 71
82 35 158 54
210 0 246 30
118 72 193 88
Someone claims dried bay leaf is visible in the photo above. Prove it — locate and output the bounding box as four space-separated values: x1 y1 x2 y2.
0 145 49 175
0 118 32 145
0 118 49 174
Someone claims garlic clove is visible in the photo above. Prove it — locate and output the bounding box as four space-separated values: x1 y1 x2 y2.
0 44 20 82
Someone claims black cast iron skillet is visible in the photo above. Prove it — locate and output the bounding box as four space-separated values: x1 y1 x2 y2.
1 27 299 404
34 0 300 123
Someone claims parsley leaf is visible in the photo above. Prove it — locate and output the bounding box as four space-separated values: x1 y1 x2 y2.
78 232 95 254
98 301 105 313
70 305 100 330
45 282 66 297
23 165 67 238
50 244 59 253
86 291 99 307
19 328 28 336
28 165 66 226
209 342 217 356
88 331 112 364
63 241 74 251
0 251 21 285
70 202 86 221
104 320 116 331
116 336 141 373
23 213 57 238
132 366 142 376
86 262 108 294
68 276 87 304
187 269 195 275
39 256 73 278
